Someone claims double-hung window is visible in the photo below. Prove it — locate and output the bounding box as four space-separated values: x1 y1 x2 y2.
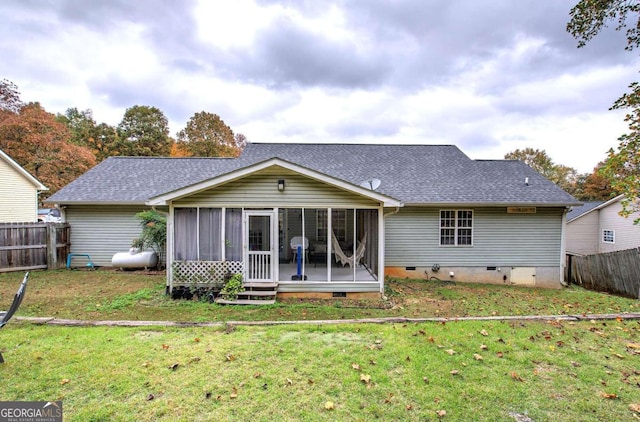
440 210 473 246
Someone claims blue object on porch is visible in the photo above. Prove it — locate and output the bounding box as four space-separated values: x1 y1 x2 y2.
291 245 307 280
66 253 95 269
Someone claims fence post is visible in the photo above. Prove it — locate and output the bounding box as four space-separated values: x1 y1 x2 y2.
46 224 57 269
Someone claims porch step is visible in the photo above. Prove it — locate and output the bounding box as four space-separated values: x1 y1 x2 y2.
243 282 278 289
214 282 278 305
236 290 276 297
215 299 276 305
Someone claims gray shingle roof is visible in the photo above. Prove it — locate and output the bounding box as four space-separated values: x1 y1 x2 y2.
47 143 580 206
566 201 605 221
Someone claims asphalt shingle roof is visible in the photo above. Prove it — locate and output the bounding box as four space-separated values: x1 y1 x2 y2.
566 201 607 221
46 143 580 206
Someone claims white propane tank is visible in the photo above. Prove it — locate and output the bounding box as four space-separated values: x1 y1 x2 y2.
111 248 158 269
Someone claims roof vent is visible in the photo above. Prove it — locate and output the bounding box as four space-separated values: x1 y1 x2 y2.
524 177 529 186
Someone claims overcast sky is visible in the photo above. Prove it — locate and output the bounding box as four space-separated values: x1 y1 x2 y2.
1 0 638 173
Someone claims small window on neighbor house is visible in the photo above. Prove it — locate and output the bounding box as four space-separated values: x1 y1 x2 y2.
440 210 473 246
603 229 615 243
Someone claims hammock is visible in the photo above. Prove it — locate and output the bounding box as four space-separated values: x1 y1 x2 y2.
331 232 367 268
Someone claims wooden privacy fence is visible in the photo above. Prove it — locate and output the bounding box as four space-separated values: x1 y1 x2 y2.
0 222 71 272
569 248 640 299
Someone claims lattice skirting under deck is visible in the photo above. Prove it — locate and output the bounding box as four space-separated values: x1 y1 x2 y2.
171 260 244 286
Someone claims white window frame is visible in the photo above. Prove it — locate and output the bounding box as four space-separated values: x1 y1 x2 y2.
439 209 474 246
602 229 615 244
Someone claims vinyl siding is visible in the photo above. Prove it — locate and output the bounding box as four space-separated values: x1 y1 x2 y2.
174 167 379 208
0 158 39 222
385 207 563 267
566 211 599 255
66 205 153 266
599 200 640 252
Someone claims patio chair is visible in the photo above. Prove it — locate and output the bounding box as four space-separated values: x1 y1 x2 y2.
331 232 367 268
0 272 29 363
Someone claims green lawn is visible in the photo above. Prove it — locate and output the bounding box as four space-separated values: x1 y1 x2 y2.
1 269 640 420
1 320 639 421
0 269 638 322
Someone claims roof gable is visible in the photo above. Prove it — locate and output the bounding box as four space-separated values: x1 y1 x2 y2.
147 158 402 207
0 148 47 191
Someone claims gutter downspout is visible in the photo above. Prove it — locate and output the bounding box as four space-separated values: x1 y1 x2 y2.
559 207 569 287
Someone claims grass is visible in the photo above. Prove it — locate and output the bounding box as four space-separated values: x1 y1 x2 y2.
1 319 639 421
1 270 640 419
0 269 638 322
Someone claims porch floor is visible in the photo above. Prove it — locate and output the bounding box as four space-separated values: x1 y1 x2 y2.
277 262 377 282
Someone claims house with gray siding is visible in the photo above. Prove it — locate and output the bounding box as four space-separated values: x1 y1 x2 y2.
46 143 580 297
566 195 640 256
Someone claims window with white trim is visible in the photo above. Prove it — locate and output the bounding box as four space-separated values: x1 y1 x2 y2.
440 210 473 246
602 229 615 243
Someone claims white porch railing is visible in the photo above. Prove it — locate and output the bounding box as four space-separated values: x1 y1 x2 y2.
247 251 272 282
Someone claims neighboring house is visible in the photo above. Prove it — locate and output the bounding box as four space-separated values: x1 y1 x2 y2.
566 195 640 255
46 143 580 296
0 148 48 222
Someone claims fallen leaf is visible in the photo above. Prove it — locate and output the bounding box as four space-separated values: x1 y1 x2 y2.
352 362 361 371
194 338 200 342
162 344 170 350
446 349 456 355
230 386 238 399
614 353 625 359
473 353 483 361
496 352 504 358
308 378 314 385
629 403 640 413
369 359 377 365
189 357 201 363
146 394 154 401
360 374 372 384
450 370 459 376
627 343 640 349
226 354 236 361
601 392 618 399
406 404 413 410
169 363 179 371
510 372 524 382
427 336 435 343
286 378 293 386
571 361 581 367
205 392 212 399
436 409 447 417
254 372 262 378
384 393 394 404
60 379 70 385
423 377 429 383
324 401 334 410
480 329 489 336
480 344 488 350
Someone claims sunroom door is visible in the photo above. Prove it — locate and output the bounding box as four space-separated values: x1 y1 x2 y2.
244 211 275 283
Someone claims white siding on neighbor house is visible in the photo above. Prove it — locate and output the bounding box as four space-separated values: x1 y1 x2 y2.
173 167 379 208
565 211 599 255
0 158 39 222
599 200 640 253
66 205 153 266
385 207 563 267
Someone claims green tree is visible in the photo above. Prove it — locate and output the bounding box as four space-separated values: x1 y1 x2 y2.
57 108 121 162
133 209 166 267
118 105 172 156
176 111 246 157
567 1 640 219
504 148 578 190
